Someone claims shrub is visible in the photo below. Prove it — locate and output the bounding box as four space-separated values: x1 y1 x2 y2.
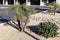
37 21 58 38
48 2 60 15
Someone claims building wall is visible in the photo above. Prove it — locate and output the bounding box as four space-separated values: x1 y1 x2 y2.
0 0 60 6
56 0 60 5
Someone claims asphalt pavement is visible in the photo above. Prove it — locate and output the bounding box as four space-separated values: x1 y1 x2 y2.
0 8 15 22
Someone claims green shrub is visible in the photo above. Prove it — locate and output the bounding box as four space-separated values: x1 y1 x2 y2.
37 22 58 38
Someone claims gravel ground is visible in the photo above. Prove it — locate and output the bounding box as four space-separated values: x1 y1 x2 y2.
0 13 60 40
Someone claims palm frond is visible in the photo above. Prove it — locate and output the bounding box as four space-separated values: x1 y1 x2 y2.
6 5 15 14
48 2 60 8
13 15 17 21
48 2 60 14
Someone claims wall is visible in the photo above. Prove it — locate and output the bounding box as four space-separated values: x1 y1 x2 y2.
56 0 60 5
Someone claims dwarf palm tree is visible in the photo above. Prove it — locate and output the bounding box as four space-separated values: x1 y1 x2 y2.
21 4 36 29
48 2 60 15
6 3 36 31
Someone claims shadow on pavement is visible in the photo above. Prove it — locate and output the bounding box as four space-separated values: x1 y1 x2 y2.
6 21 40 40
23 25 40 40
7 21 20 31
24 31 40 40
27 26 38 33
0 17 40 40
0 15 20 31
0 16 10 23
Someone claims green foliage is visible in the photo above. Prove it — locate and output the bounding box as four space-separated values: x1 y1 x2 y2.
21 3 36 15
48 2 59 8
6 3 36 21
6 3 36 31
37 21 58 38
48 2 60 14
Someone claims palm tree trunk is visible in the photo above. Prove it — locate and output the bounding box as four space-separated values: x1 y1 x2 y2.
20 20 24 32
15 6 22 31
54 11 55 15
24 13 30 31
17 18 22 31
54 8 56 15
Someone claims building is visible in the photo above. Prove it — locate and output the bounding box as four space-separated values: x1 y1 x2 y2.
0 0 60 6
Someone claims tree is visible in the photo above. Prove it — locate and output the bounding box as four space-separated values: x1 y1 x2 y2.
48 2 60 15
6 3 36 32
